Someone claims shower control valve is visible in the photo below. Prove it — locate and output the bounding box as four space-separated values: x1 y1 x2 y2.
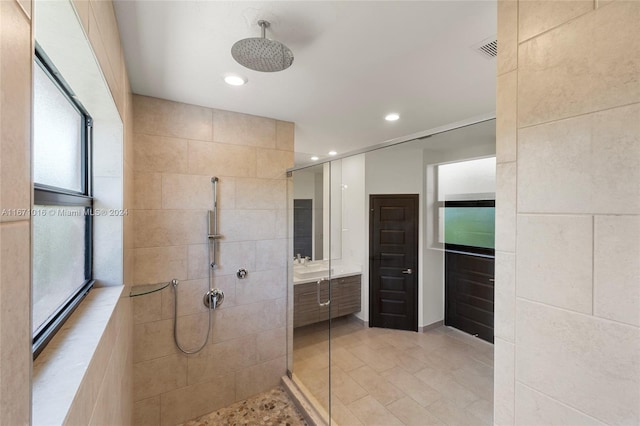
203 288 224 310
236 268 248 279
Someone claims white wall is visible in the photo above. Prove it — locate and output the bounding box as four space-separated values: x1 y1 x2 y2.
340 155 366 267
362 147 424 324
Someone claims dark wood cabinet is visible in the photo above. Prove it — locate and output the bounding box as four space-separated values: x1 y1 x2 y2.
294 274 361 328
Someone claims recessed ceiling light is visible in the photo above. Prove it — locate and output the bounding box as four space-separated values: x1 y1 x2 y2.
310 156 319 161
224 74 247 86
328 151 337 156
385 113 400 121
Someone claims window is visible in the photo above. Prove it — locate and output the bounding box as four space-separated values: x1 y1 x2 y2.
32 47 94 358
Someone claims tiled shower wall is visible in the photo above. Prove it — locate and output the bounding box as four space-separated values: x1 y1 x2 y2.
495 1 639 424
131 95 294 425
0 1 32 423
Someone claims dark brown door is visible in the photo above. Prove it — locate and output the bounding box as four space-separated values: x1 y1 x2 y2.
445 251 495 343
369 194 418 331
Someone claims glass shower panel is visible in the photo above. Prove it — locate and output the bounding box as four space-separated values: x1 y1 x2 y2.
288 163 333 422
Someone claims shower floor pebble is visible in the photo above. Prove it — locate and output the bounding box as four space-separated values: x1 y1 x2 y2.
179 386 308 426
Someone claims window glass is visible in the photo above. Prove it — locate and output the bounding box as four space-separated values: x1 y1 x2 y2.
32 206 87 334
33 63 83 192
444 206 495 249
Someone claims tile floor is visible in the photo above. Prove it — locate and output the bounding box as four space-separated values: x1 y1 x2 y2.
293 316 494 426
179 386 307 426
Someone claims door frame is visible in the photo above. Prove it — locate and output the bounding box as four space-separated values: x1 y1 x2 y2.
368 194 419 331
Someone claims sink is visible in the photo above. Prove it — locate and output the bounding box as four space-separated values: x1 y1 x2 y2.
294 265 334 280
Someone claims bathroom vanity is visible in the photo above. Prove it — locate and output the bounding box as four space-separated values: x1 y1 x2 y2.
293 273 362 328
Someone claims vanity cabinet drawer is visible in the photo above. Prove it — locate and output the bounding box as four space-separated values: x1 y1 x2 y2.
293 274 362 327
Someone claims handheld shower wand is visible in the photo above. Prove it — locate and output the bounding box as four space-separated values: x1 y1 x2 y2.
172 176 224 354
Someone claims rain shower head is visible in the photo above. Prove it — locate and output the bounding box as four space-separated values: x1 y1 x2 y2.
231 20 294 72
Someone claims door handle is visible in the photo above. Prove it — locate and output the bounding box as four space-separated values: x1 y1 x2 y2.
317 279 331 307
402 269 413 274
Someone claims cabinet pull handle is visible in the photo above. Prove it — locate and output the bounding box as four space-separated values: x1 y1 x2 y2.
317 278 331 307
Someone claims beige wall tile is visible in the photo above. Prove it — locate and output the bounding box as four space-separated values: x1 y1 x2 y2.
133 290 162 324
133 318 175 363
210 241 256 277
213 240 256 277
134 172 162 210
590 103 640 214
1 0 31 222
516 299 640 424
219 210 277 242
134 133 188 174
494 338 514 426
515 382 606 426
256 327 286 362
255 238 287 272
133 210 207 248
495 162 516 252
594 215 640 326
213 109 276 148
518 3 640 128
234 178 287 210
188 140 256 178
516 215 593 313
89 0 122 91
173 312 210 351
162 174 210 211
133 246 188 285
591 1 640 114
256 149 294 179
518 115 592 213
494 251 515 342
72 0 90 34
496 71 517 163
187 244 208 280
134 396 161 426
17 0 31 19
235 356 286 401
133 95 213 141
519 0 592 42
210 298 286 344
186 335 257 385
133 354 187 401
161 174 235 211
497 0 518 75
234 268 286 305
0 221 31 425
160 278 209 319
159 373 235 426
519 104 640 214
276 120 295 152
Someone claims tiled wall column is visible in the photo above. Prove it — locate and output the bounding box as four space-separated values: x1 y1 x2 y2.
0 0 32 424
495 1 640 425
130 95 294 425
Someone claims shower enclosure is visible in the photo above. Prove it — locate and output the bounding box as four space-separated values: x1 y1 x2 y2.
286 119 497 424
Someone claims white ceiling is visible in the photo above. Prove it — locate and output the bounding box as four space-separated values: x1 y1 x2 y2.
114 1 497 165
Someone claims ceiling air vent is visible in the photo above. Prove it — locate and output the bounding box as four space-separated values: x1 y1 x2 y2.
472 37 497 59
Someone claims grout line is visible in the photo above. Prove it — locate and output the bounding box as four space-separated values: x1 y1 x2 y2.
517 6 595 45
591 215 595 316
516 381 609 425
516 101 640 131
515 296 639 329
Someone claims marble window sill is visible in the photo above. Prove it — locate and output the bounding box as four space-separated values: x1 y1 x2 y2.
32 285 124 425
